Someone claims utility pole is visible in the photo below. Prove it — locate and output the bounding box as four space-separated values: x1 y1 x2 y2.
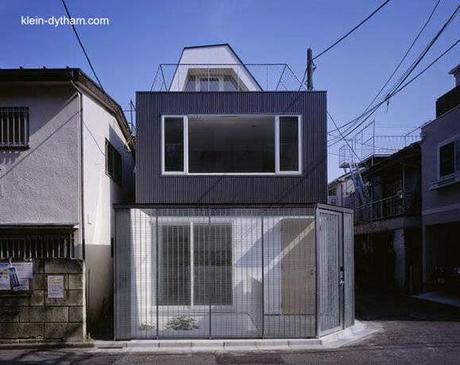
306 48 313 91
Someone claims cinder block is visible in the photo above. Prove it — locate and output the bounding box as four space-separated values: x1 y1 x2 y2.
29 290 45 306
0 323 43 339
19 307 45 323
33 260 44 274
46 306 68 322
44 323 84 340
0 308 20 322
45 289 83 306
45 259 83 274
0 295 29 307
68 306 84 323
32 274 46 290
68 274 84 290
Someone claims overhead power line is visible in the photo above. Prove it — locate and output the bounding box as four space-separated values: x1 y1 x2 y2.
328 0 441 138
314 0 392 61
329 36 460 148
60 0 104 90
328 4 460 147
299 0 392 90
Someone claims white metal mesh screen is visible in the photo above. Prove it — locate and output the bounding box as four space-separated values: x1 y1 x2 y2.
114 206 352 339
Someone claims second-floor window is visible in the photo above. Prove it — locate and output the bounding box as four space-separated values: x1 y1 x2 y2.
184 75 239 92
105 139 122 185
162 115 301 175
439 139 460 178
0 107 29 148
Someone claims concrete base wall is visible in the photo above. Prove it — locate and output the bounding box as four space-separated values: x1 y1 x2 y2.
0 258 86 343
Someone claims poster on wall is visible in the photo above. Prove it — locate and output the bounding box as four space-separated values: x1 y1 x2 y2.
0 262 33 291
0 264 10 290
47 275 64 298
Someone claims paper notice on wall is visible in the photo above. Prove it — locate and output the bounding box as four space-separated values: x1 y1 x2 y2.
0 264 10 290
47 275 64 298
14 262 33 279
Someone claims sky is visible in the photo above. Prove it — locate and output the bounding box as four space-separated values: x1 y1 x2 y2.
1 0 459 181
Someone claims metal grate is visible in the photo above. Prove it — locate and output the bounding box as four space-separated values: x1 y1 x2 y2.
114 206 346 339
0 232 75 259
0 107 29 148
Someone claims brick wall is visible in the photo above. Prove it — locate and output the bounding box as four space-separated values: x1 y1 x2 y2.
0 258 86 343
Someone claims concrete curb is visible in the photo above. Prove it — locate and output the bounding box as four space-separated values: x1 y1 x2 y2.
93 321 380 354
0 341 94 350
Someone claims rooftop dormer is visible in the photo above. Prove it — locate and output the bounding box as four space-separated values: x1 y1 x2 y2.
151 43 303 92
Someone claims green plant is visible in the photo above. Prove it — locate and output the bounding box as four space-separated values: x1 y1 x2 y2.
166 315 199 331
138 322 156 331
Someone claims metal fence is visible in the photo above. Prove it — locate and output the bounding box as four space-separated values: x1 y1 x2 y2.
0 232 75 259
150 64 305 92
355 192 420 223
114 205 354 339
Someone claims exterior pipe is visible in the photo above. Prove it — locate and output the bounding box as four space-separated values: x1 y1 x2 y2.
71 80 86 260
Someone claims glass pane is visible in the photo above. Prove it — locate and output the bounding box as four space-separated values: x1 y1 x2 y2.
159 225 191 305
193 224 232 305
164 117 184 172
188 115 275 173
199 77 219 91
223 76 237 91
184 76 196 91
440 142 454 177
279 116 299 171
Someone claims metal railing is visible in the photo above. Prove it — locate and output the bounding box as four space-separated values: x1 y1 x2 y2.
150 64 305 92
355 192 420 223
0 107 29 148
0 233 75 259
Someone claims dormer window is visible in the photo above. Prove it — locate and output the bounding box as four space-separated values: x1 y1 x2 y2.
184 75 239 92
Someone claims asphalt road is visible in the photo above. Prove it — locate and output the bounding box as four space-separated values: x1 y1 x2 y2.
1 293 459 364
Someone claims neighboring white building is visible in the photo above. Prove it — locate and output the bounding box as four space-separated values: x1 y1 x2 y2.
0 68 135 335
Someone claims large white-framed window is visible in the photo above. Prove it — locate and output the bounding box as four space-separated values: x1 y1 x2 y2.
438 135 460 179
161 114 302 176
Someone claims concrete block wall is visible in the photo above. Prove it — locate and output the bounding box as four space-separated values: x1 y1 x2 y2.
0 258 86 343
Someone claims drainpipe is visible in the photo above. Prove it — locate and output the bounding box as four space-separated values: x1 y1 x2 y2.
71 80 86 260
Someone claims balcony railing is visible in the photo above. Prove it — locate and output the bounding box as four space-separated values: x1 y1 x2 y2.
355 193 420 223
150 63 305 92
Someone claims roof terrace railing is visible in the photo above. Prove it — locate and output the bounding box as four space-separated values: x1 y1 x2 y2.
150 63 306 92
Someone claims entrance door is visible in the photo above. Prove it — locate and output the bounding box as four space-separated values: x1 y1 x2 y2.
280 218 315 315
317 210 343 335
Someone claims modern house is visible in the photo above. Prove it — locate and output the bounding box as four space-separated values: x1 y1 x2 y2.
0 68 135 334
114 44 355 340
421 64 460 292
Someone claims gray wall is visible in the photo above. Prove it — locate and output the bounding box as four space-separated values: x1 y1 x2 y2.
136 92 327 204
0 84 80 224
0 258 86 343
421 106 460 225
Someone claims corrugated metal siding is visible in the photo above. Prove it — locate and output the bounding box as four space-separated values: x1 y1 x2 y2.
136 92 327 204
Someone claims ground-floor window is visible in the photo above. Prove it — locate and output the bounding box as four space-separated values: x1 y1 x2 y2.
159 223 232 306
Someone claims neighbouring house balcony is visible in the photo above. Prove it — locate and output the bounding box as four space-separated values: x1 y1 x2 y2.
355 192 421 224
150 63 305 92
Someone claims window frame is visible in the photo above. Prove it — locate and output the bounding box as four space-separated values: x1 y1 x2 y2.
161 114 302 176
185 75 239 92
105 139 123 186
158 221 233 309
0 106 30 149
437 134 460 180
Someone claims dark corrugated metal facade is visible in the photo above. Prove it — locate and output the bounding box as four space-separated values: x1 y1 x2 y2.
136 91 327 204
